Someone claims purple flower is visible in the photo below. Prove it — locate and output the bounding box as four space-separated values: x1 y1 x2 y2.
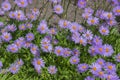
104 62 116 73
69 22 79 33
102 44 114 57
77 0 87 8
95 70 105 79
7 44 18 53
107 19 117 26
72 48 80 56
31 8 40 16
83 30 93 40
87 17 99 25
88 46 97 56
0 8 5 15
71 32 80 43
6 24 17 32
90 63 102 75
77 63 89 73
48 65 57 74
37 20 48 34
15 0 28 8
26 23 33 29
84 7 94 14
14 39 24 49
15 10 25 21
0 61 3 68
1 32 12 42
113 6 120 16
26 33 34 42
58 19 70 29
30 44 40 56
23 41 32 48
32 58 45 69
9 64 19 74
103 12 115 20
1 1 11 11
104 73 119 80
78 25 86 33
115 53 120 62
62 48 72 57
95 45 105 55
19 24 26 30
82 12 92 19
49 0 61 3
53 4 63 14
95 9 105 19
27 13 37 21
48 28 57 35
92 35 103 46
15 59 24 66
70 56 80 64
96 58 105 66
9 11 16 19
41 38 51 45
54 46 63 56
85 76 95 80
99 26 109 35
78 36 87 46
41 44 53 53
0 22 4 27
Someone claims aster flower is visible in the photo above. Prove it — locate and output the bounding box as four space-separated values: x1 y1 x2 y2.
41 44 53 53
70 56 80 64
95 9 105 19
9 64 19 74
87 17 99 25
14 39 24 49
9 11 16 19
99 26 109 35
15 0 28 8
77 63 89 73
53 4 63 14
78 25 86 33
78 36 87 46
104 73 119 80
6 24 17 32
88 46 97 56
30 44 40 56
15 10 25 21
37 20 48 34
32 58 45 69
49 0 61 3
27 13 37 21
7 44 18 53
69 22 79 33
1 1 11 11
0 8 5 16
62 48 72 57
104 62 116 73
115 53 120 62
23 41 32 48
82 12 92 19
103 12 115 20
48 65 57 74
90 63 102 75
0 61 3 68
58 19 71 29
83 30 93 40
72 48 80 56
77 0 87 8
102 44 114 57
1 32 12 42
0 22 4 27
113 6 120 16
26 33 34 42
96 58 105 66
84 7 94 14
71 32 80 43
107 19 117 26
25 23 33 29
95 70 105 79
54 46 63 56
31 8 40 16
92 35 103 46
48 28 57 35
19 24 26 30
28 0 33 4
84 76 95 80
41 38 51 45
15 59 24 66
95 45 105 55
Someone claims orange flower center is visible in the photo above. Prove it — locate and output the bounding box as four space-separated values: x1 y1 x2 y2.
116 9 120 13
108 66 113 70
91 19 95 24
37 60 41 65
102 29 106 33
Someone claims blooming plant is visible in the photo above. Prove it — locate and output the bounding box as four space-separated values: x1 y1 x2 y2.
0 0 120 80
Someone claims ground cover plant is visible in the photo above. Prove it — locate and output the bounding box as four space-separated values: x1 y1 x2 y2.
0 0 120 80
